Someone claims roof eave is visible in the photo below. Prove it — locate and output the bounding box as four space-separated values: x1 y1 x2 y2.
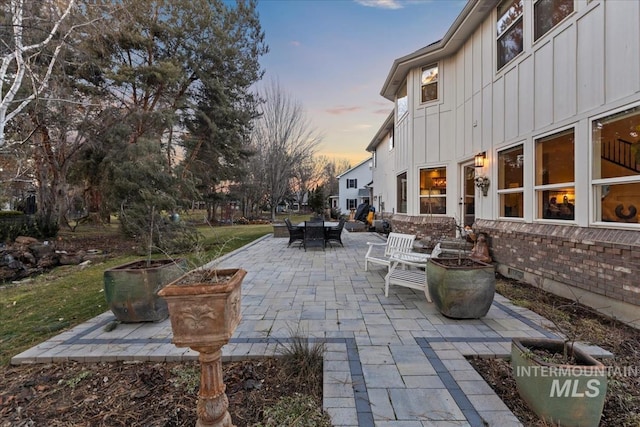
365 110 395 152
380 0 498 101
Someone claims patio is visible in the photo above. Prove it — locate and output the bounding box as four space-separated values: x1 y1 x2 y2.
11 230 611 426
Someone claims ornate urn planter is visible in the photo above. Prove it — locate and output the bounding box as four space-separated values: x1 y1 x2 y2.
511 338 607 427
103 259 187 323
426 257 495 319
158 267 246 427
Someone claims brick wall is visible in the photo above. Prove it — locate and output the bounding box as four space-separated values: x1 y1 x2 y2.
474 219 640 307
387 215 456 249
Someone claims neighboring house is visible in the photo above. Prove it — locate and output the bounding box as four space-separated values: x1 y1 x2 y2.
337 157 373 216
367 0 640 325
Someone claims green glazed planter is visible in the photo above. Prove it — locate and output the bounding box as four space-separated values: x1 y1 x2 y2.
511 338 607 427
104 259 187 323
426 257 495 319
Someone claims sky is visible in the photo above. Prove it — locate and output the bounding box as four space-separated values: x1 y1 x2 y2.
255 0 467 167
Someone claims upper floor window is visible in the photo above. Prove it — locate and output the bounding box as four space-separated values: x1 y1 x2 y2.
421 65 438 103
397 172 407 213
497 0 523 71
346 179 357 189
498 144 524 218
419 167 446 215
534 0 574 41
592 104 640 224
536 129 575 220
396 81 408 120
389 129 394 151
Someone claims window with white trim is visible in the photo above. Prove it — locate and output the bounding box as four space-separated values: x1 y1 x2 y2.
396 81 408 120
397 172 407 213
498 145 524 218
346 179 357 189
421 65 438 103
592 104 640 224
535 129 575 220
347 199 358 210
419 167 446 215
534 0 573 41
497 0 523 71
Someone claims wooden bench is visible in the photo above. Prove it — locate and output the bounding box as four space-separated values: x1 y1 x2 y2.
364 232 416 272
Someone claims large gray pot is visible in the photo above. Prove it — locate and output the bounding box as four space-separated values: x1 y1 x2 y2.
104 259 187 323
426 258 495 319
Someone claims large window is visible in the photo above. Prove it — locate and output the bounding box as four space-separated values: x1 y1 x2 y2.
536 129 575 220
498 145 524 218
497 0 523 71
396 81 408 120
421 65 438 103
592 104 640 224
397 172 407 213
419 167 446 215
534 0 573 41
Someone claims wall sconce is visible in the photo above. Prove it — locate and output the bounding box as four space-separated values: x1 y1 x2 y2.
474 152 486 168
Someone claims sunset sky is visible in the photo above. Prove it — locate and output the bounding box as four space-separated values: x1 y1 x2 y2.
255 0 466 167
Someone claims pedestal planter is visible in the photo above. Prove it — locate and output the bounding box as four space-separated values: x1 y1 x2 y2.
511 338 607 427
103 259 186 323
426 257 495 319
158 267 246 427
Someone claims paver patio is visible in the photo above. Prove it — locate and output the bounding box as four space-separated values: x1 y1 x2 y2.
11 229 611 426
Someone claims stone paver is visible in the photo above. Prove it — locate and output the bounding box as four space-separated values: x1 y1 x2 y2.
10 230 612 426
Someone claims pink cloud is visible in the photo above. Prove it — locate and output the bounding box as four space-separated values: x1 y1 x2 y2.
326 106 362 115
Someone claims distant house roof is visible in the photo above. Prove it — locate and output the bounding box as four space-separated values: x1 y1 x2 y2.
337 157 372 179
358 189 370 198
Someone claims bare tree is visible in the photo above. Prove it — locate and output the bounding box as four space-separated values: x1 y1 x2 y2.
251 79 322 221
0 0 77 147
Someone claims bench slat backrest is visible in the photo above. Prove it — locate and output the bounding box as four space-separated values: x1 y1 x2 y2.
384 232 416 257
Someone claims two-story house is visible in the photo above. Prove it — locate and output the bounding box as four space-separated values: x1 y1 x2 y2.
337 157 372 216
367 0 640 325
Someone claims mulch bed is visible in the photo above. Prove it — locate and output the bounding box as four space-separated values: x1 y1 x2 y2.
0 358 321 426
470 277 640 427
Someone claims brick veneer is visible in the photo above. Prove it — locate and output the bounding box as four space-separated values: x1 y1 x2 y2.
474 219 640 307
387 214 456 248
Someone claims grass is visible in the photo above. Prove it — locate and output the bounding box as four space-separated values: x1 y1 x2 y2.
0 221 277 366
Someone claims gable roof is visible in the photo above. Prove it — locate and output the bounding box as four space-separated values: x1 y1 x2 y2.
380 0 499 101
337 157 372 179
366 110 394 152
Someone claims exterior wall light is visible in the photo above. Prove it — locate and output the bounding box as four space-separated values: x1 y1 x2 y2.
474 152 486 168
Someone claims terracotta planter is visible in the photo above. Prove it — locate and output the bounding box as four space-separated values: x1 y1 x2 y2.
511 338 607 427
158 268 246 349
103 259 187 323
426 257 495 319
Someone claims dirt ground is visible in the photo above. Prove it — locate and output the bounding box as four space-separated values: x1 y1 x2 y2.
0 358 323 426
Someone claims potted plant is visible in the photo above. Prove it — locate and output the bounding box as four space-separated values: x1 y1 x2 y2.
158 266 247 427
425 227 495 319
103 202 199 323
511 337 607 427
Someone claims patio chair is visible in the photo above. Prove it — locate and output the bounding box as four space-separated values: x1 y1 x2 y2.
364 232 416 271
303 221 325 251
325 218 346 247
284 218 304 248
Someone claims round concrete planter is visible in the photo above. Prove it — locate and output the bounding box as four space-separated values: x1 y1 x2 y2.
426 257 495 319
103 259 187 323
511 338 607 427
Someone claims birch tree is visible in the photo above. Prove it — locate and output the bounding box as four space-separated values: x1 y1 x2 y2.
0 0 77 147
